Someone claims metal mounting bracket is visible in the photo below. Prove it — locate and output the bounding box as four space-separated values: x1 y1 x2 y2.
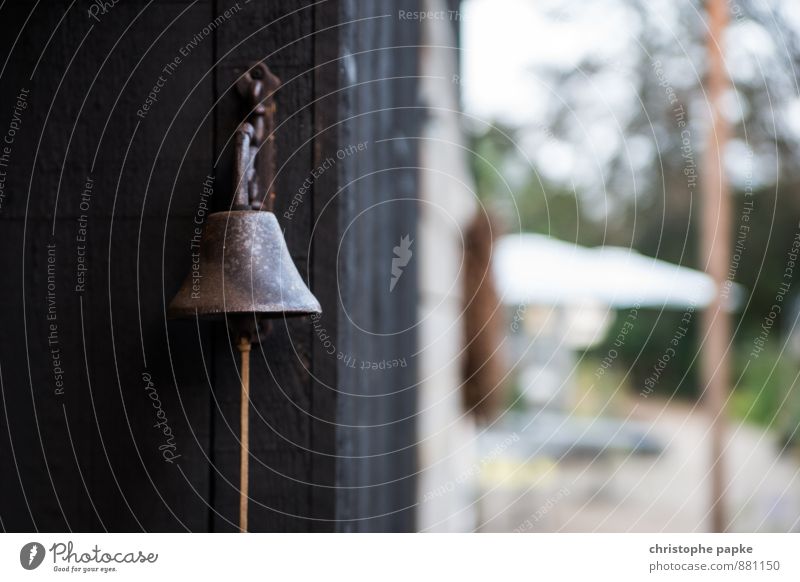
232 62 281 211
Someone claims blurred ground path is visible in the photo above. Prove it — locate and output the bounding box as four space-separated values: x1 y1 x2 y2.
477 398 800 532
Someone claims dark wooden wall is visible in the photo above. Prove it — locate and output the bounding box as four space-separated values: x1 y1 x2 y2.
334 0 420 532
0 0 420 532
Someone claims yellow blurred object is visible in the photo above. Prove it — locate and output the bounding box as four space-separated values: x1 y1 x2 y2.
478 457 558 488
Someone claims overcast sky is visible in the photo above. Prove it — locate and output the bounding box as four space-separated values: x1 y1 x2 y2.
460 0 800 193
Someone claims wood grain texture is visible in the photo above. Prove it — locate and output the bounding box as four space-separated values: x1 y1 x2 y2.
0 1 215 531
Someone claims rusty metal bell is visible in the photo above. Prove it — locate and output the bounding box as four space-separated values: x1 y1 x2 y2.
169 62 320 322
167 210 321 319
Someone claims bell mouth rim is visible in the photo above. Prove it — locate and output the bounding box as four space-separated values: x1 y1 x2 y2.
205 209 279 218
167 307 321 320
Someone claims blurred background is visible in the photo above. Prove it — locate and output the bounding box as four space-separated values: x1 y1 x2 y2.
414 0 800 532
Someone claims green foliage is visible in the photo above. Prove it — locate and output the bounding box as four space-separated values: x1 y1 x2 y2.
727 317 800 443
730 342 790 429
469 121 800 431
589 308 701 399
469 125 607 246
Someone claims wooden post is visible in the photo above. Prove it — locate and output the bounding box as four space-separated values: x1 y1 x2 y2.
702 0 731 533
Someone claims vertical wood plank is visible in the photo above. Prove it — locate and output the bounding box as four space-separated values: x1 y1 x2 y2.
211 0 322 532
0 0 216 531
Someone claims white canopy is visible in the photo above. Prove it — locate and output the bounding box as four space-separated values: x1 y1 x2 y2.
493 233 740 310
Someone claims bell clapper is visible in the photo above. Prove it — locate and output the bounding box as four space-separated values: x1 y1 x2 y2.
237 333 252 533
